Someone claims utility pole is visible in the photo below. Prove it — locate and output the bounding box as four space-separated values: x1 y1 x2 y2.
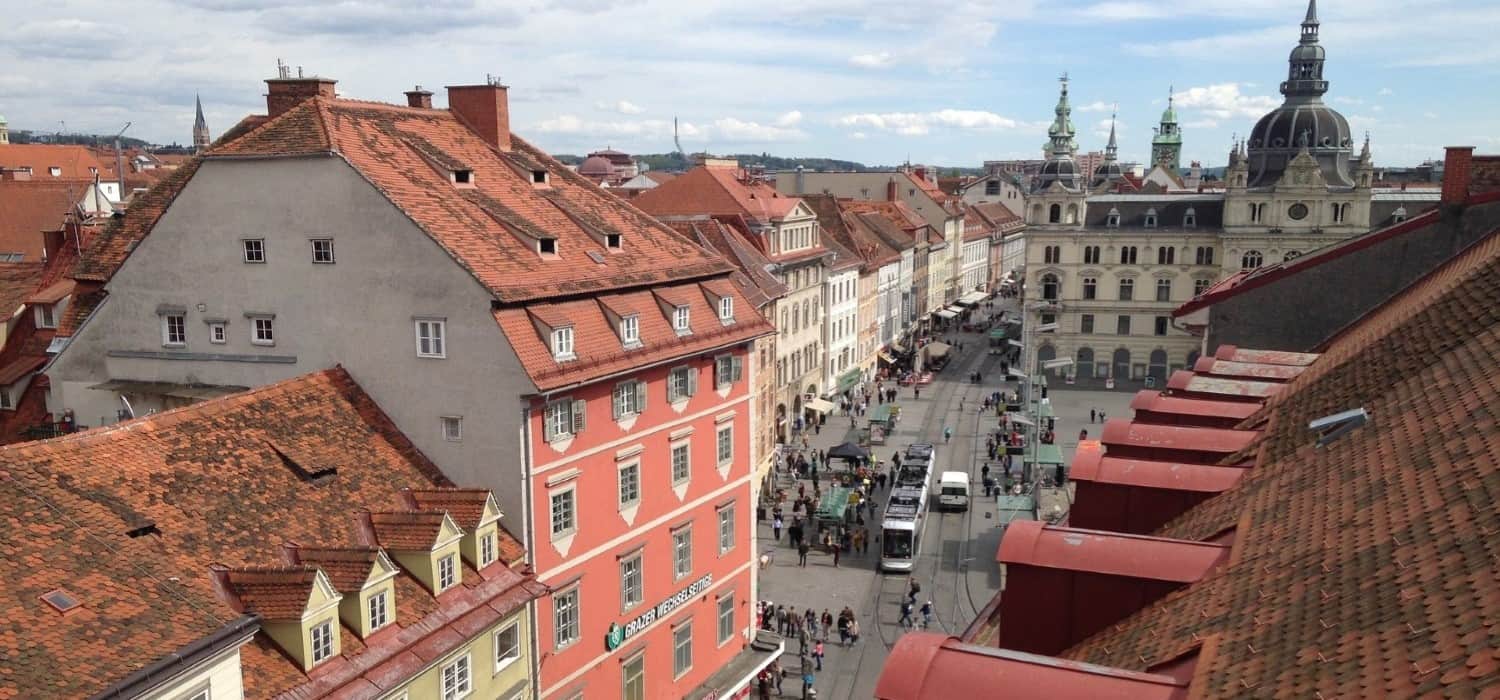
113 122 131 205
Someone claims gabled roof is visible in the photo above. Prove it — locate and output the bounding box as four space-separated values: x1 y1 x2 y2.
403 487 499 531
998 520 1231 584
0 180 82 261
285 546 388 593
662 216 787 309
800 194 904 269
72 157 203 282
0 262 46 318
222 566 326 621
202 97 730 303
633 164 803 226
878 634 1189 700
0 144 108 180
1128 390 1261 426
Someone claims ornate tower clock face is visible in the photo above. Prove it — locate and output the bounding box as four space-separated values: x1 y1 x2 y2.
1288 203 1309 220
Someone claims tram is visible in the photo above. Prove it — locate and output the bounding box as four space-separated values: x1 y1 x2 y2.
879 483 930 572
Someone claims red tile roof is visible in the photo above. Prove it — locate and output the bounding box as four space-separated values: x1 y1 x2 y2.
1163 370 1284 402
1189 357 1306 382
800 194 907 269
0 368 542 698
0 262 46 318
205 97 732 304
71 157 203 282
1068 450 1246 494
998 520 1230 584
285 546 384 593
633 165 803 226
367 511 449 551
1098 420 1258 458
222 566 323 621
0 144 108 180
402 487 495 531
1057 227 1500 696
0 180 81 261
1128 391 1260 426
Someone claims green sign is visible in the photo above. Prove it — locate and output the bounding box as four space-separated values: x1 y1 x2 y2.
605 623 624 651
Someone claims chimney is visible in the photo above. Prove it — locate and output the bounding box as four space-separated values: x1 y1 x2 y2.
447 78 511 152
886 178 898 202
1442 146 1474 205
265 75 337 119
405 86 433 109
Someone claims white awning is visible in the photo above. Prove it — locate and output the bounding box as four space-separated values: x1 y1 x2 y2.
1008 339 1023 349
1005 413 1036 426
935 309 959 320
957 291 987 306
804 398 837 414
925 341 952 358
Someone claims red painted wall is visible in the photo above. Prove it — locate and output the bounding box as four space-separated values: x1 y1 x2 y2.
1071 482 1214 535
998 564 1187 656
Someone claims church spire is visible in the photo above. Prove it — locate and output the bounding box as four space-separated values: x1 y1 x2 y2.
1151 86 1182 170
1104 109 1118 162
192 94 210 153
1045 73 1077 158
1282 0 1328 99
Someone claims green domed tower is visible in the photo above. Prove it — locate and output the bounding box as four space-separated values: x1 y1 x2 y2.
1150 86 1182 171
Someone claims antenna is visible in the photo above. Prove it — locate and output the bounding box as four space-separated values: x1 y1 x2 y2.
674 117 687 164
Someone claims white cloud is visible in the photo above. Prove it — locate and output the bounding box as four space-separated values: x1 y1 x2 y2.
849 51 894 69
850 132 868 140
595 100 645 114
532 114 699 139
711 117 806 142
836 109 1024 136
1422 111 1439 119
774 110 803 127
1072 2 1169 21
1332 96 1365 106
1183 119 1219 129
1172 83 1279 120
1091 118 1124 139
1077 101 1113 113
1378 87 1394 96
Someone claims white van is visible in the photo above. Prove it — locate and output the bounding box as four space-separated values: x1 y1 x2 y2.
937 471 970 511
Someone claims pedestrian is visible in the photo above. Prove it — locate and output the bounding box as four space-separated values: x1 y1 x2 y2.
832 543 841 567
921 600 934 629
836 612 850 645
776 605 788 636
943 426 952 443
799 622 810 652
813 640 825 671
821 610 834 642
914 387 921 400
786 607 797 637
757 670 772 700
1090 407 1096 423
801 655 816 699
908 579 921 604
848 618 860 645
899 600 914 628
770 659 784 695
789 521 803 548
805 608 817 636
1080 428 1088 441
798 541 810 567
1100 411 1106 422
773 515 784 543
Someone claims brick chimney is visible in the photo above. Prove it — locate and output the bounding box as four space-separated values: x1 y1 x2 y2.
265 76 337 118
885 178 898 202
1441 146 1474 205
404 86 433 109
447 79 511 152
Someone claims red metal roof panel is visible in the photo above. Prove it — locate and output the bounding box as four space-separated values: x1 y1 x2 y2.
876 633 1189 700
1165 370 1283 400
1128 390 1261 421
997 520 1230 583
1191 357 1307 381
1099 419 1259 455
1069 450 1246 493
1210 344 1320 366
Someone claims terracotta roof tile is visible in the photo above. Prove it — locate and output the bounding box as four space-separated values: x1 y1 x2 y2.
286 547 383 593
367 511 450 550
633 165 802 225
0 180 82 261
224 566 321 621
71 157 203 282
403 487 496 531
0 144 108 181
0 262 46 317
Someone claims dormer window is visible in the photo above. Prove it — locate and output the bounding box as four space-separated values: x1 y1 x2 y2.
674 305 691 335
531 169 548 184
551 326 575 360
538 237 557 256
1392 206 1408 223
452 169 473 185
606 233 622 250
34 304 57 329
437 553 456 591
311 620 335 663
1144 208 1158 228
1106 208 1121 228
1183 208 1197 228
48 167 62 177
620 314 640 348
719 296 734 323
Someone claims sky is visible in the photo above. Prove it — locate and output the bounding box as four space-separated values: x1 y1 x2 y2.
3 0 1498 168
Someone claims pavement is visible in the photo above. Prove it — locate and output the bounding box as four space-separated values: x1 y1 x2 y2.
753 296 1141 698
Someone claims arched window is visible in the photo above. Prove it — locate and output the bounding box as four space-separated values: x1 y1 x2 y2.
1049 203 1061 223
1032 203 1044 223
1248 202 1259 223
1144 207 1158 228
1083 245 1100 264
1119 246 1138 265
1065 204 1079 224
1331 202 1342 222
1183 207 1197 228
1392 206 1408 223
1341 203 1351 222
1242 250 1264 270
1106 207 1121 228
1157 246 1175 265
1041 273 1060 301
1195 246 1214 265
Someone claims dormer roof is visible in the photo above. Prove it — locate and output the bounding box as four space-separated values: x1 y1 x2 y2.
221 565 337 621
285 545 396 593
403 487 500 531
365 510 462 551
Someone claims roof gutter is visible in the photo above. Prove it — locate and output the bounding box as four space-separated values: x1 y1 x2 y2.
89 614 259 700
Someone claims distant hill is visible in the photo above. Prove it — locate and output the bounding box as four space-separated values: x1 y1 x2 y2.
5 129 154 148
553 151 985 176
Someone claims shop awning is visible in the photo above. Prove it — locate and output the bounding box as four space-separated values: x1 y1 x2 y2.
684 631 785 700
957 291 988 306
988 328 1008 340
1026 443 1066 466
1008 339 1023 349
924 341 952 358
935 309 959 320
878 351 896 363
1005 413 1035 426
837 368 863 393
805 398 837 414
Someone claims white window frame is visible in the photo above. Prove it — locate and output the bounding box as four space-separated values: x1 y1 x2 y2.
620 552 644 611
310 238 335 264
553 587 580 649
250 316 275 346
368 589 390 631
494 622 521 672
479 531 497 567
718 296 733 322
619 461 642 508
717 594 734 645
416 319 446 359
613 380 645 419
716 425 734 467
620 314 640 347
437 553 456 591
441 415 463 442
671 442 691 487
440 653 472 700
242 238 266 263
717 504 735 555
672 525 692 580
673 305 691 334
551 326 575 361
310 620 334 663
667 366 696 402
544 398 585 442
162 313 187 347
208 321 227 344
672 622 693 679
0 388 12 411
34 304 56 329
550 486 577 537
180 683 212 700
622 651 645 700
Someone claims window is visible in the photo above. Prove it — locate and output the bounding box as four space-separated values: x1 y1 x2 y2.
553 588 580 648
1040 273 1059 301
616 378 649 418
1083 246 1100 264
986 179 1000 195
1184 208 1197 228
1156 278 1172 301
479 531 495 567
1155 316 1170 336
183 686 211 700
368 589 390 631
1080 314 1094 334
1119 246 1138 264
1195 246 1215 265
717 594 735 645
671 442 691 485
208 321 226 344
494 623 520 671
440 655 472 700
544 399 585 442
551 327 575 360
623 653 645 700
1106 208 1120 228
0 389 11 411
1118 278 1134 300
310 238 335 264
1041 312 1056 326
668 366 696 402
550 488 576 536
673 526 692 579
1048 203 1061 223
453 169 473 185
1331 202 1343 222
620 315 640 347
1157 246 1175 265
1117 315 1132 335
415 319 446 358
673 623 693 678
719 296 734 321
311 621 334 663
251 316 275 346
538 238 557 255
620 462 641 506
1144 208 1158 228
674 305 691 334
1242 250 1264 270
715 355 743 388
162 314 186 347
242 239 265 263
531 169 548 184
438 553 456 591
1082 277 1097 300
1043 245 1060 264
718 505 735 554
34 304 56 329
621 553 643 609
441 415 462 442
717 425 733 466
